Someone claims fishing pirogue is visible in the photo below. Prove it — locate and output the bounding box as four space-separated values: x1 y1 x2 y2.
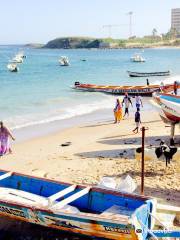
73 82 173 96
0 170 178 239
0 170 156 240
127 70 171 77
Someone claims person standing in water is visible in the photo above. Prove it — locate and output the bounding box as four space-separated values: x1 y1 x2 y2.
113 99 123 123
122 93 133 118
0 121 15 156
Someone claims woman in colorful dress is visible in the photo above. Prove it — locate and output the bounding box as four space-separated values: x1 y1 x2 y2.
113 99 123 123
0 121 15 156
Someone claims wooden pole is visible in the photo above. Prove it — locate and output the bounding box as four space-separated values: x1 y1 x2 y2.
141 126 145 195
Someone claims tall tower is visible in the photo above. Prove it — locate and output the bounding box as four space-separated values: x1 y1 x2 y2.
171 8 180 33
127 11 133 38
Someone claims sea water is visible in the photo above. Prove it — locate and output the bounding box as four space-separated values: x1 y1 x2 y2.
0 46 180 132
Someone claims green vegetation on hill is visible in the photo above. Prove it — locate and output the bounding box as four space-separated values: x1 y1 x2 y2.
42 36 180 49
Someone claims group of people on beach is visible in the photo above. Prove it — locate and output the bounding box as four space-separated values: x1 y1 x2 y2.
113 93 143 133
0 121 15 156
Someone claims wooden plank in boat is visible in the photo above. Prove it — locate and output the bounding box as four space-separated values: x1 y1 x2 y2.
48 184 77 202
0 172 12 181
51 187 90 209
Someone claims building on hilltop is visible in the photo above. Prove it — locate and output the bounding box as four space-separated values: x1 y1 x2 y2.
171 8 180 33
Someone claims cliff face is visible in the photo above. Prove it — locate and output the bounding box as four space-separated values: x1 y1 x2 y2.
43 37 180 49
44 37 101 49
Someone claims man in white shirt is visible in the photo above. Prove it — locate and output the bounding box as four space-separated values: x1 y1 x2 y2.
135 94 143 111
122 93 133 117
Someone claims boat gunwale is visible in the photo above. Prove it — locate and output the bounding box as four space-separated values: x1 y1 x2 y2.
0 169 152 224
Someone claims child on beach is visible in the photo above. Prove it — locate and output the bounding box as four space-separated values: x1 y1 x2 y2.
133 109 141 134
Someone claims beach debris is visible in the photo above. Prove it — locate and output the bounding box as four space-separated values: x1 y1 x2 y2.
124 139 136 144
97 177 116 189
117 175 137 193
61 142 72 147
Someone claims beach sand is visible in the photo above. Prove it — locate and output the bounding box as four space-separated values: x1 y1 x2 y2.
1 109 180 207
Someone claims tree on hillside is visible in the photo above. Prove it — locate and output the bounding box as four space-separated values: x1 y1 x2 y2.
152 28 157 37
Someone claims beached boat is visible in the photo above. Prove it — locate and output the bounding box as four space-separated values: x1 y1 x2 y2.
73 82 173 96
59 56 69 66
130 53 145 62
127 70 170 77
0 170 156 240
152 92 180 123
7 63 19 72
0 170 178 239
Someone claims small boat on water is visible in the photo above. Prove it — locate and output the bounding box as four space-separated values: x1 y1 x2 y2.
73 82 173 96
7 63 19 72
127 70 170 77
59 56 70 66
0 170 178 239
130 53 145 62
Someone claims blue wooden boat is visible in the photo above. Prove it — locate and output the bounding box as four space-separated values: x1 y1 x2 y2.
0 169 175 240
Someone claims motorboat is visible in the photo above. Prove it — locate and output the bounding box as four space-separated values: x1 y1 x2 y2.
7 63 19 72
59 56 69 66
130 53 145 62
127 70 171 77
73 82 174 96
11 55 23 63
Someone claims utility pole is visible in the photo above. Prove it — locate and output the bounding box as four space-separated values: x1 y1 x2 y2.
127 11 133 38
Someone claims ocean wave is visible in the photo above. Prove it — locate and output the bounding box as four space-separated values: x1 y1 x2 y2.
154 74 180 85
9 96 117 130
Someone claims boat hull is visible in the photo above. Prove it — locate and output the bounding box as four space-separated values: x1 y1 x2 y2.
73 83 173 96
152 93 180 123
0 170 154 240
127 71 170 77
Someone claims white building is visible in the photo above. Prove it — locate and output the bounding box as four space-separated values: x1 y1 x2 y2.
171 8 180 33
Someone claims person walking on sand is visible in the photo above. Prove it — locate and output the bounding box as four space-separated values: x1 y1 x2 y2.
113 99 123 123
135 94 143 111
0 121 15 156
122 92 133 118
133 109 141 134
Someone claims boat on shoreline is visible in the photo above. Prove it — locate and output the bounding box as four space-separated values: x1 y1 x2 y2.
73 82 173 96
0 170 157 240
152 92 180 123
0 170 178 239
127 70 170 77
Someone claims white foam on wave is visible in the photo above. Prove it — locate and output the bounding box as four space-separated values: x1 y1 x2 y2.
8 95 118 130
154 74 180 85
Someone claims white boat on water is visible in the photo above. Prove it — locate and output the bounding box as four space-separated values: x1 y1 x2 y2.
7 63 19 72
59 56 69 66
130 53 145 62
11 55 23 63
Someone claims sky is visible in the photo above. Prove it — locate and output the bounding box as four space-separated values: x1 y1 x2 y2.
0 0 180 44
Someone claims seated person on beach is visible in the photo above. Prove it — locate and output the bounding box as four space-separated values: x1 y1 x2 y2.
135 94 143 111
133 109 141 134
122 93 133 118
0 121 15 156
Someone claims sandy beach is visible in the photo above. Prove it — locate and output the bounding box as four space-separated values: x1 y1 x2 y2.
1 108 180 207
